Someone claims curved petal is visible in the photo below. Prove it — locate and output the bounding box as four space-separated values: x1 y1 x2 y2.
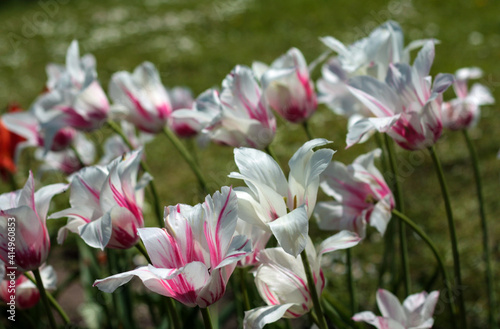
376 289 406 325
243 304 296 329
93 266 177 297
318 230 361 257
268 205 308 257
78 212 112 250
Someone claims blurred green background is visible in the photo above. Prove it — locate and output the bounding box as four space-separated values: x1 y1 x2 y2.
1 0 499 328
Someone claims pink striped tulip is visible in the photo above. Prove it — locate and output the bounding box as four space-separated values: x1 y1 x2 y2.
0 263 57 309
244 232 361 328
315 149 394 238
33 40 110 152
261 48 317 123
93 186 251 308
442 67 494 131
109 62 172 134
0 172 67 271
229 138 335 257
50 149 150 250
353 289 440 329
346 41 454 150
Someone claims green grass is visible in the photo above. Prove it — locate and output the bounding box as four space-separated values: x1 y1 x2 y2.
1 0 499 328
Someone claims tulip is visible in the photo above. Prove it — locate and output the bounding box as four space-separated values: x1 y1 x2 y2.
353 289 440 329
261 48 317 123
315 149 394 238
442 67 494 131
244 232 361 328
0 263 57 309
229 138 335 257
215 65 276 148
93 186 251 308
346 41 454 150
35 132 95 175
50 149 150 250
235 219 271 268
109 61 172 134
0 172 67 271
168 89 221 139
33 40 110 152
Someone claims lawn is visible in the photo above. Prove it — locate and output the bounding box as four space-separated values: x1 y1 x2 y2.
0 0 499 328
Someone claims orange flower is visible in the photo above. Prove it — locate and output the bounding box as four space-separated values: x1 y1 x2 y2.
0 104 26 177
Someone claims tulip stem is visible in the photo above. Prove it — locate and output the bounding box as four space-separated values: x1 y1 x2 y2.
428 145 467 328
391 209 457 327
300 249 328 329
25 272 71 324
383 135 411 296
33 269 58 329
239 268 251 310
200 307 214 329
107 120 164 227
302 120 314 140
165 297 182 329
346 248 357 314
135 242 152 263
163 127 208 194
70 144 85 167
462 130 497 328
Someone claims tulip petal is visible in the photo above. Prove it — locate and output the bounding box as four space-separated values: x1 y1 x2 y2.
243 304 295 329
268 205 308 257
94 266 177 298
376 289 406 325
78 212 112 250
318 230 361 257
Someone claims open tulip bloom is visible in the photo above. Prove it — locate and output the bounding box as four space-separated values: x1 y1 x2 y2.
93 186 252 308
50 149 151 250
0 262 57 309
315 148 395 238
229 138 335 257
260 47 317 123
0 172 67 271
109 61 172 134
32 40 110 152
244 232 361 329
353 289 440 329
442 67 494 131
345 41 454 150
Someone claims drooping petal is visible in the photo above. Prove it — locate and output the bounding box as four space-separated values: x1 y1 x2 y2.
317 230 361 257
243 304 296 329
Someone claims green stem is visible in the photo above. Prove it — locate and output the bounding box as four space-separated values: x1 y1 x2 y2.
200 307 214 329
391 209 457 327
25 272 71 324
33 269 57 329
163 127 208 193
135 242 152 263
462 130 497 328
70 144 86 167
107 120 164 227
165 297 182 329
428 146 467 329
239 267 251 311
302 120 314 140
384 134 411 296
346 248 357 314
300 249 328 329
265 145 279 164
